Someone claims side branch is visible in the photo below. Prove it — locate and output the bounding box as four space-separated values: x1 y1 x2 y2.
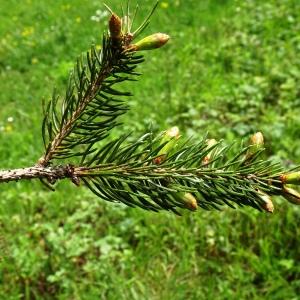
0 166 72 183
38 65 112 167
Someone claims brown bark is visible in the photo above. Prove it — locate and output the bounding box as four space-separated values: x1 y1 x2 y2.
0 165 71 183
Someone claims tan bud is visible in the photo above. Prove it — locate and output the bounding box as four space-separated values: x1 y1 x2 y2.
203 139 217 165
282 186 300 205
154 127 180 164
206 139 218 148
130 33 170 51
250 132 264 146
182 193 198 211
245 132 264 162
174 192 198 211
261 200 274 213
257 190 274 213
159 127 180 153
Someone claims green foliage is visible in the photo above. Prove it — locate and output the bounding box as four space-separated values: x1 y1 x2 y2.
41 37 142 161
0 0 300 299
80 132 286 213
33 0 294 214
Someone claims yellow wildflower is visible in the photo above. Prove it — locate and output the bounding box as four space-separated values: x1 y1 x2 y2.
21 26 34 37
62 4 71 11
161 2 169 9
5 125 13 133
31 57 39 64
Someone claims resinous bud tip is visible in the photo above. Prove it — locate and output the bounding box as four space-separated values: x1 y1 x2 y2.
131 33 170 51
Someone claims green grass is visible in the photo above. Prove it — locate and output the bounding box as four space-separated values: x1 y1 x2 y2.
0 0 300 299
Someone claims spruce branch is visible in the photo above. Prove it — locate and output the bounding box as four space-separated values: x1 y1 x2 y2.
1 2 300 214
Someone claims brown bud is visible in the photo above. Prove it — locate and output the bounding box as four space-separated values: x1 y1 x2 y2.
153 154 166 165
109 14 122 40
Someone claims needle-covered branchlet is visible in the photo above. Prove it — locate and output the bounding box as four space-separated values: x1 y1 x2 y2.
0 2 300 215
152 127 199 211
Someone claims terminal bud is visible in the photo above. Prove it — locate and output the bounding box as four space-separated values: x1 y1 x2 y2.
109 13 122 41
130 33 170 51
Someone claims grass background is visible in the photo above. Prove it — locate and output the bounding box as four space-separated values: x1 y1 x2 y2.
0 0 300 299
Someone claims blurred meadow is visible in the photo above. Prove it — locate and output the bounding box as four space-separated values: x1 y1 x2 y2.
0 0 300 299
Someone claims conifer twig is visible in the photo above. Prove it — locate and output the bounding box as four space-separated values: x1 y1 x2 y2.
1 2 300 214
